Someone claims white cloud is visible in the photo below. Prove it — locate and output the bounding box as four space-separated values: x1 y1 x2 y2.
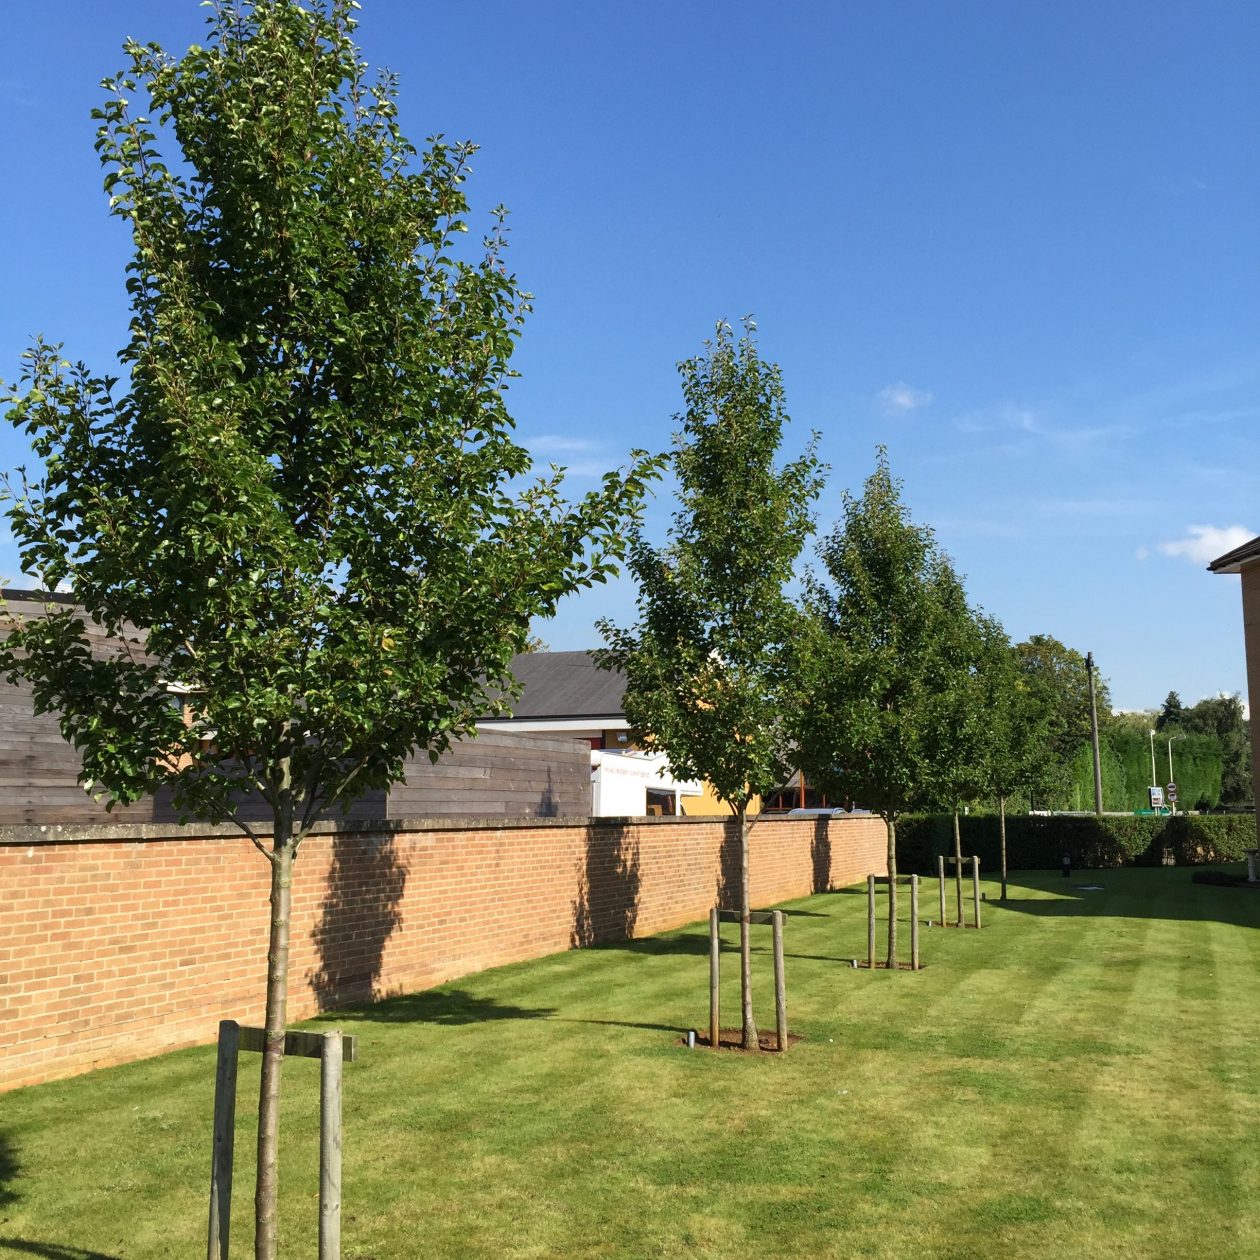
1157 524 1255 567
876 382 933 415
954 403 1038 436
524 434 603 455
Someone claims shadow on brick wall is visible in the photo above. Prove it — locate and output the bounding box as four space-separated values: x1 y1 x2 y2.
811 816 832 893
310 831 408 1012
717 817 741 910
571 820 641 947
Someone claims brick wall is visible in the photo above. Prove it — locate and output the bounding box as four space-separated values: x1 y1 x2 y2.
0 813 886 1092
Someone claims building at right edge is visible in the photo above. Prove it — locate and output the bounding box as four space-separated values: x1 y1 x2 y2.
1208 534 1260 847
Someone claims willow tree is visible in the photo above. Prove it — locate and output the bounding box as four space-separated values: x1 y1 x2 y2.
0 3 655 1253
793 451 974 965
598 321 822 1051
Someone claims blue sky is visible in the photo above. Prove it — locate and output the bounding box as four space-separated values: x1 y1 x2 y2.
1 1 1256 711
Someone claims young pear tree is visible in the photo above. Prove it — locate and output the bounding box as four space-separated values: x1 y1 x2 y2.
982 635 1058 898
1016 634 1111 808
0 3 656 1253
597 321 822 1051
931 607 998 926
792 450 974 965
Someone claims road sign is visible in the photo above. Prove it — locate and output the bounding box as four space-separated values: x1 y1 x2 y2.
1166 782 1178 803
1148 786 1164 809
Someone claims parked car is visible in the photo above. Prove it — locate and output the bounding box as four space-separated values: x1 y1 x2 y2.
784 806 872 818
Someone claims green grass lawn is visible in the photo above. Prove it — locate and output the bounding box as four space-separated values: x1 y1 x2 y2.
4 866 1260 1259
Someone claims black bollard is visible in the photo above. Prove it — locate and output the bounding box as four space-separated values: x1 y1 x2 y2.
1061 852 1072 879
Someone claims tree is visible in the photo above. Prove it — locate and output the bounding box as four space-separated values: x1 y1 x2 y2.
1181 693 1252 806
597 320 822 1050
792 450 975 965
0 4 656 1253
1156 690 1185 732
983 634 1054 899
933 609 1002 924
1015 635 1112 809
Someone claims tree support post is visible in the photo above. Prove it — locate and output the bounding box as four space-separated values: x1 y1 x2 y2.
772 911 787 1052
866 874 876 968
971 856 982 930
207 1019 240 1260
319 1031 344 1260
937 855 947 926
709 908 721 1051
910 876 920 970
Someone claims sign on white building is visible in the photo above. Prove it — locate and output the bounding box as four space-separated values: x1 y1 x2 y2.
590 749 703 817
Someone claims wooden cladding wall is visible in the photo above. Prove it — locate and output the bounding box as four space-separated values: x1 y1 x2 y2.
0 591 590 824
0 813 887 1091
386 731 590 819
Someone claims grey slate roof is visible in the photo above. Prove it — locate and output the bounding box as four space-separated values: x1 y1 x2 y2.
503 650 626 720
1207 535 1260 574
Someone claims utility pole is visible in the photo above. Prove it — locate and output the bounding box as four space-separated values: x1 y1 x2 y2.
1086 651 1103 815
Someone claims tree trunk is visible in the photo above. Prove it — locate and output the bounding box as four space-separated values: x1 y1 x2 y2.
738 804 759 1050
885 815 898 967
999 794 1008 901
952 808 963 927
255 788 296 1260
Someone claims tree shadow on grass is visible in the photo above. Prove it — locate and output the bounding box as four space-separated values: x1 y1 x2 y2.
0 1244 122 1260
596 931 850 966
0 1131 17 1209
311 987 555 1026
604 932 711 958
997 868 1260 929
564 1017 686 1035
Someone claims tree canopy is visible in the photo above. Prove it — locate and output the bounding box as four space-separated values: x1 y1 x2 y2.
792 449 977 962
598 319 822 1046
1 2 657 1250
2 0 654 834
597 321 822 815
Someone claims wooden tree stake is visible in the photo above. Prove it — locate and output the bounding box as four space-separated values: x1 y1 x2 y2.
867 874 876 968
937 854 947 927
971 855 982 929
772 910 787 1052
207 1019 239 1260
910 876 920 970
709 908 720 1051
319 1031 344 1260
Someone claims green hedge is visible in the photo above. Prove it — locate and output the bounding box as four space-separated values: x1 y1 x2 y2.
895 812 1256 874
1062 730 1223 813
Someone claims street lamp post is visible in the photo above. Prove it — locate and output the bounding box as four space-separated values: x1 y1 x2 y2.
1148 728 1157 789
1167 733 1184 815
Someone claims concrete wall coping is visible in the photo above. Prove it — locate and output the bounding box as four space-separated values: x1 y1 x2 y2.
0 811 824 846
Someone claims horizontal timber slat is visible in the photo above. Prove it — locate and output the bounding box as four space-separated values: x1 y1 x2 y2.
716 909 780 925
237 1026 358 1062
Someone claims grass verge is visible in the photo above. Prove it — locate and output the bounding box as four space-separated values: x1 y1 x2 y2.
2 866 1258 1258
